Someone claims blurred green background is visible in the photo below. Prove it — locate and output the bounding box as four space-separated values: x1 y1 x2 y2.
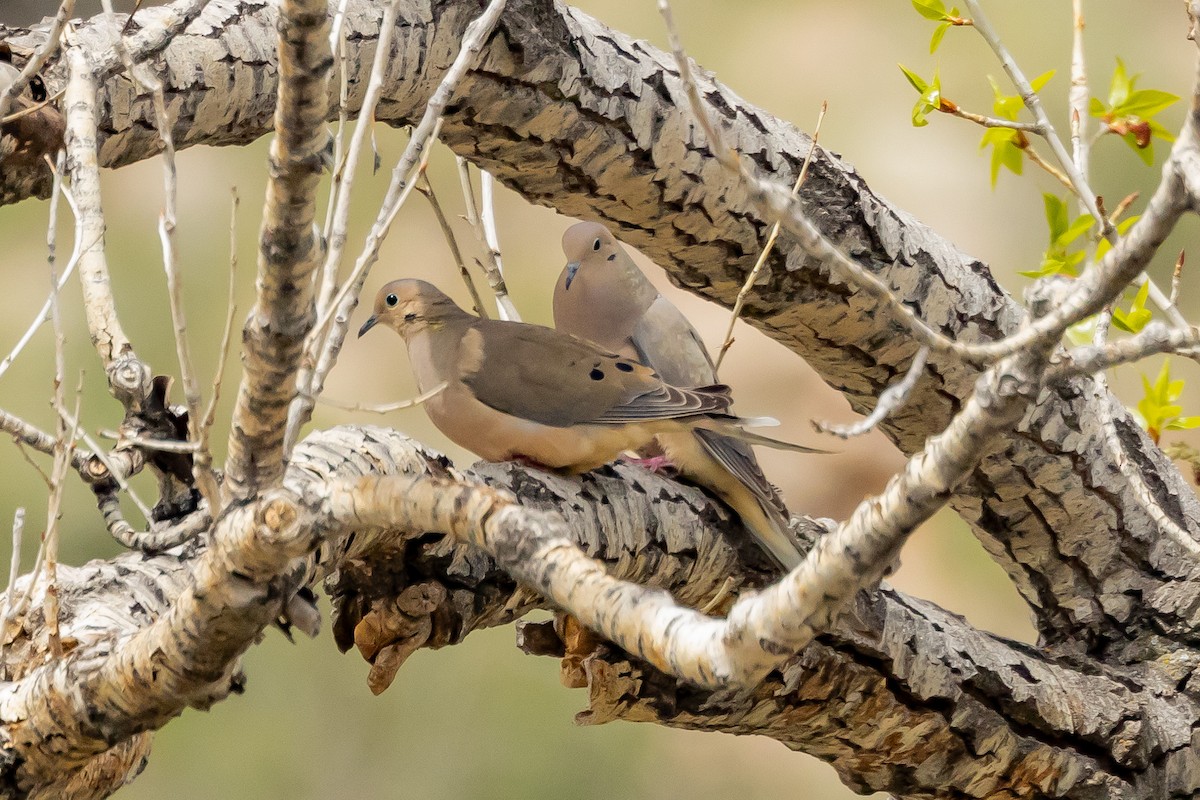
1 2 1197 798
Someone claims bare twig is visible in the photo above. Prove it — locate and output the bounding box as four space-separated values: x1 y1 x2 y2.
815 347 930 439
0 160 84 384
0 508 25 654
1090 313 1200 558
715 101 826 373
283 0 508 452
0 407 90 475
946 107 1041 132
655 0 996 363
417 170 488 318
0 0 74 125
1047 322 1200 381
962 0 1188 330
40 132 75 658
314 0 405 323
308 117 444 354
456 156 520 321
101 0 220 510
63 45 151 406
42 353 81 662
317 382 447 414
224 0 332 497
14 441 53 489
1172 251 1186 307
1022 144 1075 192
316 0 356 316
479 170 515 321
0 88 65 125
1069 0 1089 179
59 408 154 523
98 429 201 453
197 187 240 507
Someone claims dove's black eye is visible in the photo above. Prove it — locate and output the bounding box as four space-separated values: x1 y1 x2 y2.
592 238 601 251
385 293 398 307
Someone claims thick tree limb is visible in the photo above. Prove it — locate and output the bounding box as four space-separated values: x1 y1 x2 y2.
4 426 1192 800
223 0 330 498
4 3 1200 799
5 0 1199 653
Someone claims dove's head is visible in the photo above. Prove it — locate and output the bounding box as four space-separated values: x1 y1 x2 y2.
358 279 467 341
561 222 623 291
556 222 657 330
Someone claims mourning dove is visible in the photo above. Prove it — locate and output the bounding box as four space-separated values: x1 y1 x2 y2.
554 222 818 570
357 280 801 477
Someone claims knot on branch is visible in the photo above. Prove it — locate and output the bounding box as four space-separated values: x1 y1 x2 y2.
106 354 152 409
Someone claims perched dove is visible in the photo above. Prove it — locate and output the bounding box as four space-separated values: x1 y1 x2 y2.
554 222 818 570
357 280 802 478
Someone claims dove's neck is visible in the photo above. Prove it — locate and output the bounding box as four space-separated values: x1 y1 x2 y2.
406 318 472 393
555 254 657 354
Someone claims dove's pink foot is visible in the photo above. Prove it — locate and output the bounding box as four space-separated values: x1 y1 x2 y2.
622 454 675 473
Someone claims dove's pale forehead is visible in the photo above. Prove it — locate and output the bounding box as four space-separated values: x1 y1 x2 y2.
562 221 615 260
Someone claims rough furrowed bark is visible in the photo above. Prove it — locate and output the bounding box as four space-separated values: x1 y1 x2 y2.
5 425 1195 799
304 442 1200 800
224 0 331 497
3 0 1197 653
2 2 1200 799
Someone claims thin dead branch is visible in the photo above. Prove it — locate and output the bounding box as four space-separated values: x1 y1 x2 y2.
416 169 488 318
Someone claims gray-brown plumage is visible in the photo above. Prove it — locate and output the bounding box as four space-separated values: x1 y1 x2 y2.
554 222 820 570
358 279 784 476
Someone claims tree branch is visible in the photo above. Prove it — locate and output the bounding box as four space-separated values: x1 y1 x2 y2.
223 0 331 498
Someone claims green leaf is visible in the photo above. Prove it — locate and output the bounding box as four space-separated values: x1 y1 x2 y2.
1104 284 1152 331
1154 358 1171 394
1112 302 1152 334
1129 279 1150 311
1109 57 1135 109
900 65 942 127
1122 133 1155 165
1056 214 1095 248
1066 315 1098 346
1089 97 1107 118
1043 194 1068 240
1116 88 1179 118
980 127 1023 186
1133 359 1195 444
988 75 1023 121
912 0 949 20
899 63 929 94
930 21 950 53
1147 118 1176 144
1029 69 1056 93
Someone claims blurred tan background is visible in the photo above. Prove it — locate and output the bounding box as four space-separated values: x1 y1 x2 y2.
0 2 1196 798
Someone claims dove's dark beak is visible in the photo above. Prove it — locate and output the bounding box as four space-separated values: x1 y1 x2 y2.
563 261 580 290
358 315 378 338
